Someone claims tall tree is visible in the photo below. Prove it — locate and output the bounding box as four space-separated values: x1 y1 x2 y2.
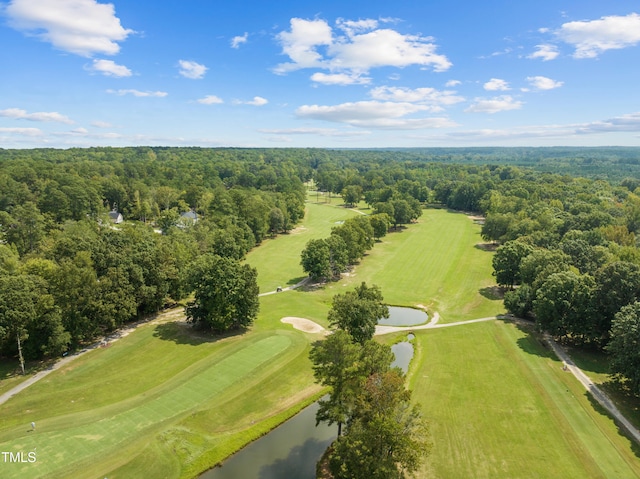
309 330 360 436
607 302 640 394
328 282 389 344
186 254 259 332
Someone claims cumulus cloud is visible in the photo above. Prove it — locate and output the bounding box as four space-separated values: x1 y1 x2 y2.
526 76 564 91
296 100 457 129
310 72 371 85
178 60 207 79
0 107 74 124
231 32 248 48
275 18 333 72
233 96 268 106
106 89 168 97
197 95 224 105
484 78 510 91
369 86 464 110
88 59 132 77
445 80 461 87
528 44 559 61
465 95 523 114
5 0 134 57
274 17 451 77
556 13 640 58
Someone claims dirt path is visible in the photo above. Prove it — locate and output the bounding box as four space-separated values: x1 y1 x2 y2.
0 308 184 407
543 334 640 445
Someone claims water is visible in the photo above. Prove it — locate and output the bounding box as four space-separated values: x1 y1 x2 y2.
201 401 335 479
378 306 428 326
391 340 414 374
202 337 415 478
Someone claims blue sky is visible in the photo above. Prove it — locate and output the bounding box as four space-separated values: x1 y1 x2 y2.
1 0 640 148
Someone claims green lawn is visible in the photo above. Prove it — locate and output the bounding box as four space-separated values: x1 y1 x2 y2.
412 320 640 478
245 200 359 292
2 202 638 478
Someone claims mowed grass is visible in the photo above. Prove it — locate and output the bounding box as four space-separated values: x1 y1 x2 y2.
299 207 504 323
0 316 318 479
245 200 359 292
3 201 638 479
412 320 640 479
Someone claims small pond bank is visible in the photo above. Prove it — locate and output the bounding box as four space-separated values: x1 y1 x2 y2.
202 334 415 478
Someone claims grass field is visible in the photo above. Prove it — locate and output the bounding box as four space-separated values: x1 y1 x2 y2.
412 320 640 478
1 199 639 478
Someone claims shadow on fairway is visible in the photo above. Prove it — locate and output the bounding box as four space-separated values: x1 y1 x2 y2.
479 285 504 300
287 275 307 286
153 321 244 346
585 390 640 459
502 318 556 360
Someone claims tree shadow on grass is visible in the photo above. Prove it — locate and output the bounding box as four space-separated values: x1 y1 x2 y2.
287 275 307 286
479 285 504 301
584 390 640 459
152 321 244 346
501 317 556 360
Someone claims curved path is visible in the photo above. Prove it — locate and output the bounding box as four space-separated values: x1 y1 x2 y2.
0 309 183 407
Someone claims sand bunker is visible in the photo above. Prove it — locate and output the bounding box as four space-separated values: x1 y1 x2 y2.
281 317 326 334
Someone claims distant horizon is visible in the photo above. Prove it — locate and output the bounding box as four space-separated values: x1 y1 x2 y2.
1 0 640 148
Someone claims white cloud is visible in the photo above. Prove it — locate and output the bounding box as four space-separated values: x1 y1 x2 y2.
5 0 133 57
275 17 451 75
296 100 457 129
178 60 207 79
440 112 640 142
233 96 268 106
556 13 640 59
259 127 370 138
197 95 224 105
275 18 333 73
107 89 168 97
526 76 563 91
329 28 451 72
91 121 112 128
445 80 461 87
88 59 132 77
231 32 248 48
369 86 464 109
484 78 510 91
528 44 559 61
0 107 74 124
310 72 371 85
0 127 43 136
465 96 523 114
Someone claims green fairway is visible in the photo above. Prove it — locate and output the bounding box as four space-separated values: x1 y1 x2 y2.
412 320 640 479
0 317 318 479
294 207 504 323
2 202 638 479
245 200 359 292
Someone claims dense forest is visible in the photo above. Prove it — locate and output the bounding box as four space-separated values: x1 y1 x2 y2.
2 146 640 393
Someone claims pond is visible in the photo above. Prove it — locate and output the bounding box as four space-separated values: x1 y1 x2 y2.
202 336 415 479
378 306 428 326
201 401 335 479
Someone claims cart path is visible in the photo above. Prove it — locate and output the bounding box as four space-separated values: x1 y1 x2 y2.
544 333 640 445
5 310 640 449
0 309 183 406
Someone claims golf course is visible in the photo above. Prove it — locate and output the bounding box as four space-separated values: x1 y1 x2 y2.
1 196 639 478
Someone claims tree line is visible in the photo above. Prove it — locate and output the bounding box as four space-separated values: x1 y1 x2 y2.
0 148 308 368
